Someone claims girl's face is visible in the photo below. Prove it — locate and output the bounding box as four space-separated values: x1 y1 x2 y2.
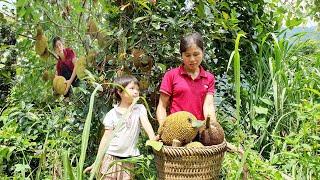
54 40 64 57
181 43 203 72
119 81 140 103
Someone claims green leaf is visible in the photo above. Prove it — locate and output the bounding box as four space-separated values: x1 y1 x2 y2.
191 119 204 128
259 97 273 106
133 16 148 23
145 140 163 151
254 106 268 115
310 136 320 141
222 11 229 20
62 150 75 180
16 0 28 7
14 164 30 173
156 63 166 72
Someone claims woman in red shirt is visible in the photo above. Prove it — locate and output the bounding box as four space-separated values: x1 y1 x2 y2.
156 32 218 125
52 36 78 96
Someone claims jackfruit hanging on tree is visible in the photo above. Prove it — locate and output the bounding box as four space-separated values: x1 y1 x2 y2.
132 48 144 67
139 77 149 90
75 56 87 80
35 26 48 58
86 18 99 39
158 111 201 146
97 32 108 48
86 50 97 66
53 76 67 95
40 48 50 60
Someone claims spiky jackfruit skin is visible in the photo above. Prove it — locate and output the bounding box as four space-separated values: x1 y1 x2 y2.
185 141 204 148
42 70 49 81
35 35 48 56
87 18 98 39
53 76 67 95
86 51 97 65
40 48 49 60
75 57 87 79
35 27 48 56
97 32 107 48
158 111 199 146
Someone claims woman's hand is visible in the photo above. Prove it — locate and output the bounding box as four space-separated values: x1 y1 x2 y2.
64 79 72 95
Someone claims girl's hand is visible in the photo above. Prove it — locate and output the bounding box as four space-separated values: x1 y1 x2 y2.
84 164 93 173
151 134 160 141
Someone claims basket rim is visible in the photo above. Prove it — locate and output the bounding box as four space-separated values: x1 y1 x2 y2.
154 140 227 157
162 139 227 149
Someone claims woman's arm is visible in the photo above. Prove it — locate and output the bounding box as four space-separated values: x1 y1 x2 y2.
203 94 217 125
64 58 77 95
156 93 170 126
140 114 157 140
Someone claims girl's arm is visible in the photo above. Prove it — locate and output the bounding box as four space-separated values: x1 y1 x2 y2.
96 128 112 159
203 94 218 125
140 113 157 140
84 128 112 172
156 93 170 126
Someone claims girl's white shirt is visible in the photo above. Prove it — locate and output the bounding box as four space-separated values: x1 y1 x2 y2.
102 103 147 157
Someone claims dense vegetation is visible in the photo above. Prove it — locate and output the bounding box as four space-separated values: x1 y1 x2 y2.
0 0 319 179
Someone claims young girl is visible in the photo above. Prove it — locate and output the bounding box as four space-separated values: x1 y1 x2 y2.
85 75 158 179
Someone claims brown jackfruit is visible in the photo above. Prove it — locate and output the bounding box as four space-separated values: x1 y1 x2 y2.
139 78 149 90
97 32 107 48
132 49 144 67
42 70 49 81
199 116 225 146
86 51 97 65
158 111 199 146
87 18 99 39
53 76 67 95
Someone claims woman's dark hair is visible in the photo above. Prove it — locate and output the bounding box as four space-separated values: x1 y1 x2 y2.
52 36 62 49
113 75 139 101
180 32 204 54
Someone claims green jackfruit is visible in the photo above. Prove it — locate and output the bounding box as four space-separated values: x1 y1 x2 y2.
53 76 67 95
35 27 48 56
75 56 87 79
158 111 199 146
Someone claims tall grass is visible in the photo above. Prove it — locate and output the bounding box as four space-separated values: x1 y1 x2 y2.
223 31 320 179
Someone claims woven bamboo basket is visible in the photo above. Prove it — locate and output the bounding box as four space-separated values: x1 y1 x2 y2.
153 140 227 180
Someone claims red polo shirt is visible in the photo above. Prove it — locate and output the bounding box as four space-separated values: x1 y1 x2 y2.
159 65 215 120
56 48 76 76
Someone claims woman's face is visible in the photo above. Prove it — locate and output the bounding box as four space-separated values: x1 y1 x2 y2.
181 43 203 72
54 40 64 57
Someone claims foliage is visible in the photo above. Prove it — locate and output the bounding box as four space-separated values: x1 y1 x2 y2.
0 20 16 109
0 0 319 179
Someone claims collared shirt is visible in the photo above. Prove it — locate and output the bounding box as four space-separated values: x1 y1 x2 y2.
160 65 215 120
102 104 147 157
56 48 76 76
